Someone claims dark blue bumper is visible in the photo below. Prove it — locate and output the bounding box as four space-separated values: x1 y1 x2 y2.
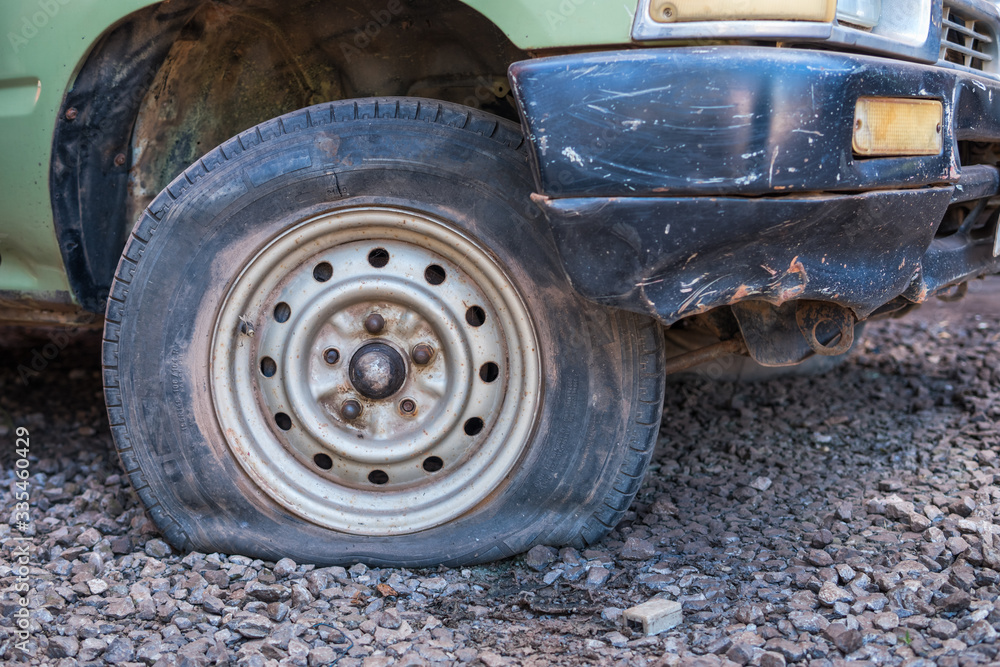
509 47 1000 324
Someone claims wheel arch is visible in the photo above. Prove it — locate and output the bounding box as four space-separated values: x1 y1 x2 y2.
50 0 527 312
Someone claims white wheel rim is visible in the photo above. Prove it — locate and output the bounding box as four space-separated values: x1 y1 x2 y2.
211 207 541 535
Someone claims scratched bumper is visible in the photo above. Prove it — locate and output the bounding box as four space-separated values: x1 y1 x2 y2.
507 46 991 196
508 47 1000 324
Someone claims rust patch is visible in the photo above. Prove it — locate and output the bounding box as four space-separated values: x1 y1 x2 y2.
730 284 754 301
0 292 102 327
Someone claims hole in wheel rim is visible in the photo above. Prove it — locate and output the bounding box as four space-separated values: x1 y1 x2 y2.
466 306 486 327
273 302 291 323
464 417 484 436
368 248 390 268
313 262 333 282
479 362 499 383
275 412 292 431
424 264 446 285
423 456 444 472
314 453 333 470
368 470 389 485
260 357 277 377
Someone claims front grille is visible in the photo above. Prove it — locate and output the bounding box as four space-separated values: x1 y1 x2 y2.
941 3 995 72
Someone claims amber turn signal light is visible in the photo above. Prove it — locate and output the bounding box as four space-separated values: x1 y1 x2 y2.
853 97 943 157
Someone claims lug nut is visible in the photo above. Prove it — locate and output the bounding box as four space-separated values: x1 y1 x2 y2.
411 343 434 365
400 399 416 414
364 312 385 334
324 348 340 365
341 399 362 420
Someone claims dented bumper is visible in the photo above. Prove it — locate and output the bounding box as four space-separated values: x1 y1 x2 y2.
509 47 1000 324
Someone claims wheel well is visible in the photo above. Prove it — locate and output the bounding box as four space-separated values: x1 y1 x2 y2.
50 0 526 312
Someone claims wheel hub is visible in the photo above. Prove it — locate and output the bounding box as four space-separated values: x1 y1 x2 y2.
210 206 541 536
349 341 406 400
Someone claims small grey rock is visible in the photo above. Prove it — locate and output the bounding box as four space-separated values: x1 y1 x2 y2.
246 581 283 603
103 637 135 664
47 636 79 658
873 611 899 631
952 496 976 517
760 649 789 666
235 613 274 638
884 495 915 520
586 566 611 589
908 512 932 532
103 597 135 619
927 618 958 639
542 570 562 585
77 527 101 548
788 610 828 633
806 549 833 567
524 545 558 571
963 619 998 645
937 591 971 612
735 604 764 625
727 642 756 665
144 539 172 558
817 582 852 606
834 563 856 584
833 628 863 654
606 631 629 648
290 583 313 608
86 578 108 595
621 537 656 560
201 594 226 615
273 557 297 579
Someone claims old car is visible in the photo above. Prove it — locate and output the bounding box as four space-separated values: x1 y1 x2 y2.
1 0 998 566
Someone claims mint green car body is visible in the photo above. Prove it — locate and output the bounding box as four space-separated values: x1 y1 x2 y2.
0 0 632 307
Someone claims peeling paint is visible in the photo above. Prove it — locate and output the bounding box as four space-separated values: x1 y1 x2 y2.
562 146 586 166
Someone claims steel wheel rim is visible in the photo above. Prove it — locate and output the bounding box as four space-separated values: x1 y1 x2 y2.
211 206 541 535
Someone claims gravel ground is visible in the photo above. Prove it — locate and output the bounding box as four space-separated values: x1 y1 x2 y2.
1 277 999 666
